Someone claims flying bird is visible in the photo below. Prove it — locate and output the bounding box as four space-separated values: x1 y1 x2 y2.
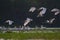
37 7 47 17
46 18 55 24
5 20 14 25
51 8 60 15
29 7 36 12
23 18 33 26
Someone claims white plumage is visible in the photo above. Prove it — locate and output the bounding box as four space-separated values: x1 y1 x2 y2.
51 8 60 15
46 18 55 24
24 18 33 26
37 7 47 17
5 20 14 25
29 7 36 12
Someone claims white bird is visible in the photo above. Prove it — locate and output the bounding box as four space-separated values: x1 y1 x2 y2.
46 18 55 24
37 7 47 17
5 20 14 25
51 8 60 15
23 18 33 26
29 7 36 12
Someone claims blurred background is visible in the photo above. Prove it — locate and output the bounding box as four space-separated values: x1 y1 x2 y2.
0 0 60 27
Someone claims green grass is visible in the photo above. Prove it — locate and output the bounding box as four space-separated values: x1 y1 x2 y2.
0 31 60 40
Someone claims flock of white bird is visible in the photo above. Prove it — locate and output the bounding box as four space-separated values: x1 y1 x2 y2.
5 7 60 27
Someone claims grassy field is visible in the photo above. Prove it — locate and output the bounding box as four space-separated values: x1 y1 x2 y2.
0 30 60 40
